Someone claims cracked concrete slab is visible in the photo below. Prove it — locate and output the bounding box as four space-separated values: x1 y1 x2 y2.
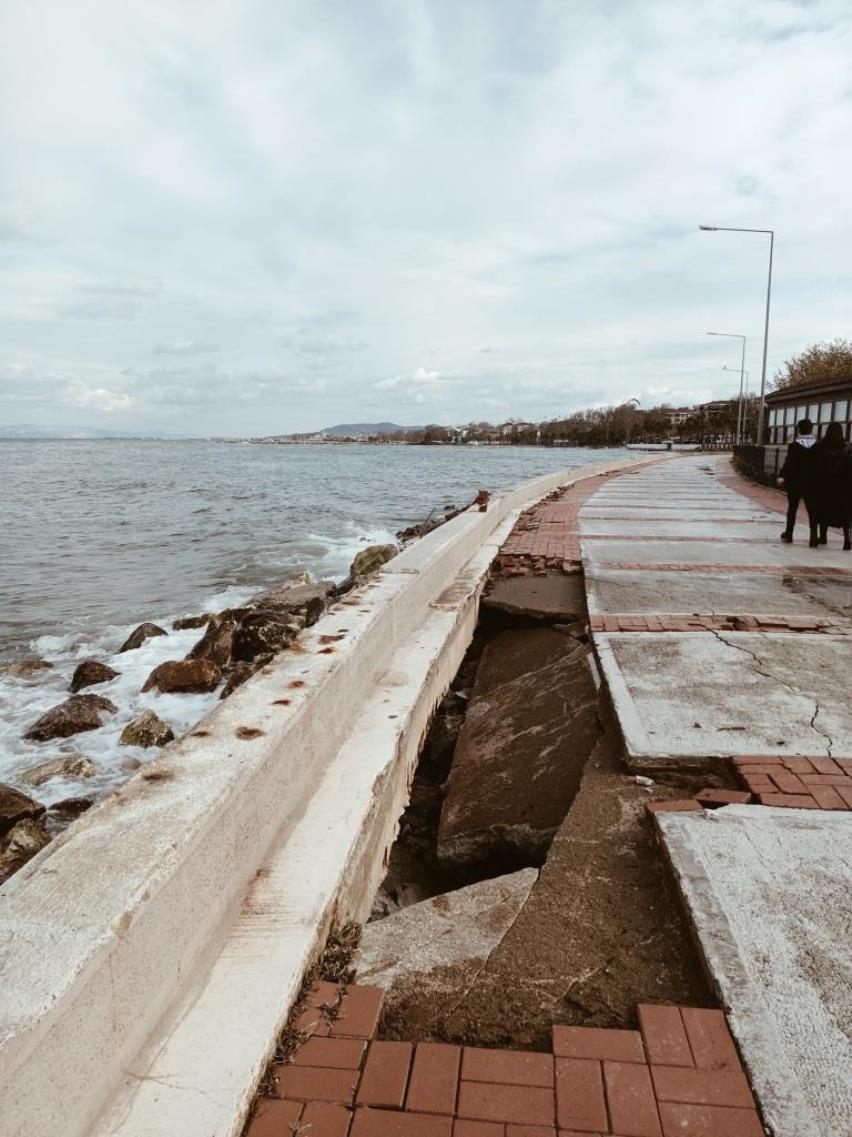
596 631 852 764
585 536 852 568
353 868 538 1011
585 568 852 618
657 806 852 1137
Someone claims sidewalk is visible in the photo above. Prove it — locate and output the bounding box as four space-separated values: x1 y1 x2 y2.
582 454 852 768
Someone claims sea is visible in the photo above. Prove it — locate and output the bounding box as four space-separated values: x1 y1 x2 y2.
1 440 625 805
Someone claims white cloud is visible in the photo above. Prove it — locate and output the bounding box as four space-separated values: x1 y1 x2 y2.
153 339 220 355
1 0 851 433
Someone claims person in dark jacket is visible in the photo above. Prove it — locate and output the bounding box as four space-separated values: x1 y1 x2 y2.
777 418 818 545
813 421 852 550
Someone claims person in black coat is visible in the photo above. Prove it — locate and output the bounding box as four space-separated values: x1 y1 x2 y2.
813 421 852 550
777 418 818 545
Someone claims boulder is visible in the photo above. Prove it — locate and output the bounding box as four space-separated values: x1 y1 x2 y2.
142 659 221 694
24 694 118 742
231 611 293 663
187 615 235 668
354 870 538 1026
49 797 94 822
0 818 51 883
70 659 118 693
2 658 54 678
437 629 600 871
119 710 175 747
20 754 97 788
172 614 213 631
119 622 167 652
350 544 398 578
250 580 335 615
0 784 46 834
220 662 254 700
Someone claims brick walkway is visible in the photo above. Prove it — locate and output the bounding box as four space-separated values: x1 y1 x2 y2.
249 982 764 1137
495 476 610 573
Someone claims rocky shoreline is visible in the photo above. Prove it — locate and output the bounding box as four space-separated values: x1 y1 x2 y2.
0 500 472 886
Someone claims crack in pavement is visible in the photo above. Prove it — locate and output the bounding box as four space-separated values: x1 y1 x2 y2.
711 631 832 756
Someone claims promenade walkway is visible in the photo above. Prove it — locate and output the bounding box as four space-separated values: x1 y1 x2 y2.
581 454 852 768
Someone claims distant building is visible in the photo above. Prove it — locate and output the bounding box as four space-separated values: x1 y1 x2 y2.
765 376 852 445
665 407 694 429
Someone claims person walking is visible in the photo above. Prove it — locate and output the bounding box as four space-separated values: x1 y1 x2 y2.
813 421 852 550
777 418 818 545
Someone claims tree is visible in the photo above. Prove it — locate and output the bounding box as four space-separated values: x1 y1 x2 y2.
771 338 852 392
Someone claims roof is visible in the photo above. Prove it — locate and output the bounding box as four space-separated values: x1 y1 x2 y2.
766 374 852 404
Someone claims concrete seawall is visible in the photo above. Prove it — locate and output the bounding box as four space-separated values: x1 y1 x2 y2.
0 455 651 1137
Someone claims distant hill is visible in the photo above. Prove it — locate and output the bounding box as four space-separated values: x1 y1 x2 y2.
318 422 418 437
0 423 194 440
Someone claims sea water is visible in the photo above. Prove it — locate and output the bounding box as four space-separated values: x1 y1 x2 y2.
0 440 624 802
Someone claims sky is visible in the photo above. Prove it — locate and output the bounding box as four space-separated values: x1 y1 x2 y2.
2 0 851 436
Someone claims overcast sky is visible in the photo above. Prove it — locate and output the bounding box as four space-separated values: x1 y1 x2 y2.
2 1 851 436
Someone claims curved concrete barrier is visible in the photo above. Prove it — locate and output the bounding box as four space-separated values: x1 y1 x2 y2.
0 457 647 1137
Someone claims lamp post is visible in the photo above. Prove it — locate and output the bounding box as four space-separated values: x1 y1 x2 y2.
707 331 746 443
699 225 774 445
722 366 749 442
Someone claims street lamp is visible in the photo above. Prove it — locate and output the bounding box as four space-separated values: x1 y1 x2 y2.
722 366 749 442
707 331 746 443
699 225 774 445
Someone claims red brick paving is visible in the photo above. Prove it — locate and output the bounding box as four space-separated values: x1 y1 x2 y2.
730 755 852 812
589 613 848 633
249 983 765 1137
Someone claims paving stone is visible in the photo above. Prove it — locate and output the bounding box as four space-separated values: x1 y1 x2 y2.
457 1082 555 1126
461 1048 554 1087
357 1041 414 1109
452 1122 503 1137
294 1037 367 1069
301 1102 354 1137
307 979 343 1008
406 1043 461 1115
293 1006 332 1037
649 1065 753 1108
505 1126 555 1137
657 1102 764 1136
554 1058 607 1132
768 770 808 794
247 1098 303 1137
330 986 384 1038
809 785 847 810
756 792 817 808
552 1026 645 1063
645 800 701 815
637 1006 693 1069
275 1064 359 1104
351 1108 453 1137
678 1010 740 1072
602 1060 661 1136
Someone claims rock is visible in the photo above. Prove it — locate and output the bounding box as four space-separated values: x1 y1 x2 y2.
220 662 254 700
187 615 235 668
0 818 51 883
231 611 293 663
2 658 54 678
355 869 538 1005
48 797 94 822
0 784 46 834
119 622 167 652
250 580 335 615
173 613 213 631
437 629 600 871
24 694 118 742
142 659 221 694
349 544 398 578
483 572 586 623
370 881 431 921
20 754 97 788
119 710 175 747
70 660 118 693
